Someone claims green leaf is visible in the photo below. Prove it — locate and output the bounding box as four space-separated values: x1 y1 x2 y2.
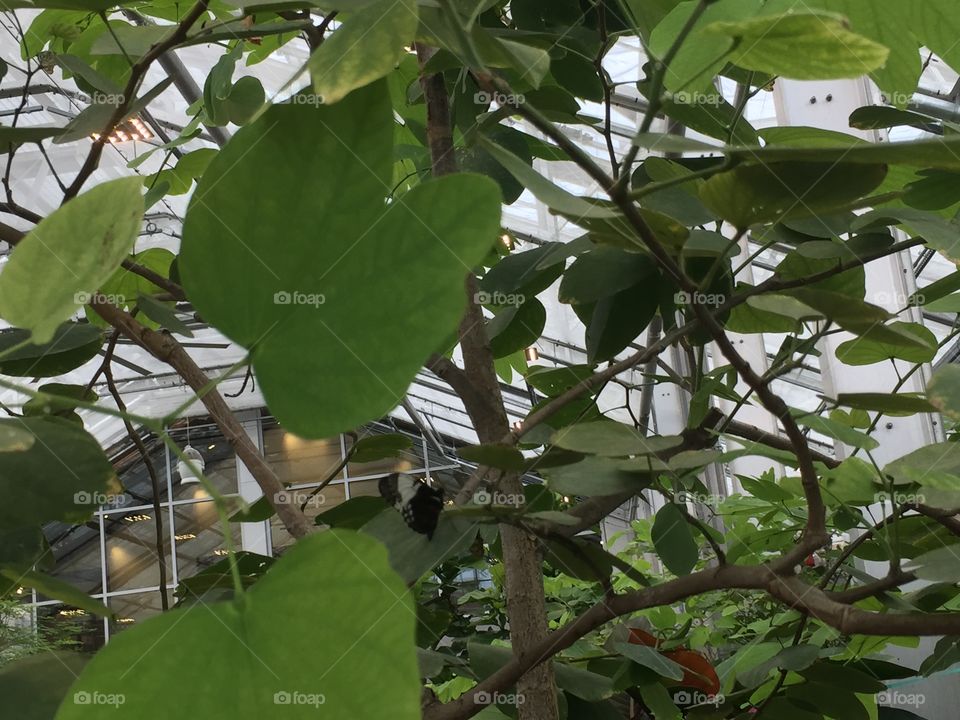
480 243 564 298
928 365 960 420
649 0 762 92
0 568 111 617
310 0 418 104
920 272 960 312
559 248 659 305
699 161 886 228
836 322 938 366
850 106 939 132
614 641 685 681
786 288 896 337
0 177 143 343
581 283 660 363
852 207 960 261
543 536 615 582
229 495 277 523
58 531 420 719
89 22 171 56
799 661 886 693
901 0 960 88
486 298 546 358
904 544 960 581
617 0 684 39
544 456 652 497
0 417 115 530
361 511 479 583
0 322 102 377
180 85 501 439
0 652 89 720
638 680 681 720
0 525 44 569
85 248 175 329
706 12 889 79
758 698 827 720
23 382 97 420
552 422 682 457
772 644 820 671
0 125 64 149
314 496 385 529
821 458 880 506
174 551 275 606
813 0 919 106
728 135 960 171
479 137 621 219
136 293 194 337
351 433 413 463
223 75 266 125
459 444 527 471
836 393 937 415
469 641 614 702
459 126 533 205
651 502 698 575
526 365 595 397
884 443 960 489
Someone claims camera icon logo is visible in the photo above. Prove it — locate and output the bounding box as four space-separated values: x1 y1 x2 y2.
74 491 92 504
474 489 492 505
274 491 292 504
73 692 91 705
274 691 291 705
473 690 491 705
274 291 292 305
74 291 92 304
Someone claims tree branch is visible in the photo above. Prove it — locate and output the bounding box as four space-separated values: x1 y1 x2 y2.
63 0 211 200
92 299 314 539
0 221 313 539
416 43 558 720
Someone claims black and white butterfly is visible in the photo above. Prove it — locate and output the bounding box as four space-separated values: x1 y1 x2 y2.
378 472 444 540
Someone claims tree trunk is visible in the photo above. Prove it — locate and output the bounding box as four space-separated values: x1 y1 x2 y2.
415 45 558 720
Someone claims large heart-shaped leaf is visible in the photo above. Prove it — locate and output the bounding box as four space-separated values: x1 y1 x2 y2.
57 531 420 719
180 84 501 438
0 417 115 530
651 502 699 576
361 510 479 583
0 177 143 342
0 652 89 720
309 0 418 104
706 12 890 80
0 323 102 377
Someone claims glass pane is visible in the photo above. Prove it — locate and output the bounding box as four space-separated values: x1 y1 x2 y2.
425 466 471 500
104 510 172 593
270 482 347 556
171 500 242 580
113 439 169 509
33 603 105 653
44 521 103 598
345 428 425 478
108 590 172 635
345 478 380 498
263 425 344 486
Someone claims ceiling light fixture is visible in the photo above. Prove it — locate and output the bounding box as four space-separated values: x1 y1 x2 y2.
178 445 204 485
91 117 154 144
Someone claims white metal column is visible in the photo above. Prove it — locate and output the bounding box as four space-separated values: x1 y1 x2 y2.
235 410 271 556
